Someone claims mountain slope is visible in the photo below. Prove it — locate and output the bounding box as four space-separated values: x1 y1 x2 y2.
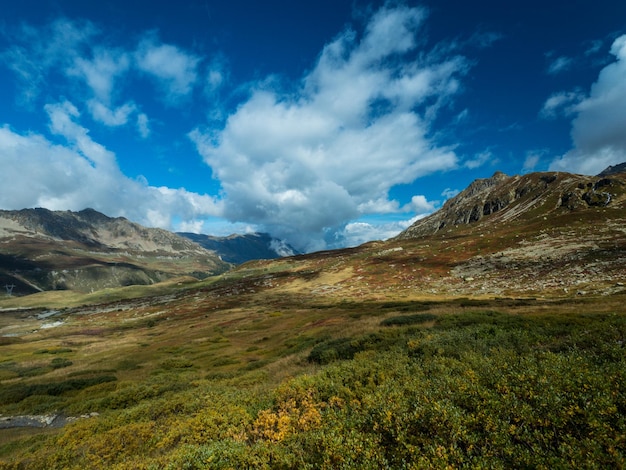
211 168 626 301
1 171 626 468
0 208 230 294
178 232 299 264
396 170 626 239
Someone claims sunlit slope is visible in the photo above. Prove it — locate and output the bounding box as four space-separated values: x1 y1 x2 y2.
0 208 230 294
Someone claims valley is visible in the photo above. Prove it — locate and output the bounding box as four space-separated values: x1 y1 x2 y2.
0 169 625 468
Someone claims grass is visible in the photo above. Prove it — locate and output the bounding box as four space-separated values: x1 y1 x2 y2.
0 206 625 467
0 282 624 468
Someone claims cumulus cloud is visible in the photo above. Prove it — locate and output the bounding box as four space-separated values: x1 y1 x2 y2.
190 4 465 251
550 35 626 175
408 195 436 213
135 34 200 104
0 104 222 229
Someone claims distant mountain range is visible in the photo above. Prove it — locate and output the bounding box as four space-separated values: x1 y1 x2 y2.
1 163 624 297
178 232 299 265
0 208 230 295
0 208 296 296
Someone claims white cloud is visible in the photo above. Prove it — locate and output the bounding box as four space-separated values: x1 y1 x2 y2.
135 34 200 104
464 150 493 169
540 90 584 119
550 35 626 175
441 188 459 200
522 152 541 173
547 56 573 75
190 4 465 251
407 195 436 213
524 155 539 172
1 18 97 104
136 113 150 138
336 213 429 248
0 106 222 229
177 220 205 234
87 100 137 127
45 101 117 170
68 48 130 102
3 19 205 132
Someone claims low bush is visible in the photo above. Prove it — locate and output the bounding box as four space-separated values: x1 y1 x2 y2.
380 313 438 326
0 375 117 406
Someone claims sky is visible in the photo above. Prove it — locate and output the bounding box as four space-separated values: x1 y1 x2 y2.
0 0 625 252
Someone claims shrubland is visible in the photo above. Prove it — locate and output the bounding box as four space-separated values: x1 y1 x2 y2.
1 290 624 469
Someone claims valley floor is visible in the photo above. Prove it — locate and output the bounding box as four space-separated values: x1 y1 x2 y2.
0 278 625 468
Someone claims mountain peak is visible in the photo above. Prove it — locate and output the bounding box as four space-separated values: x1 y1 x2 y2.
598 162 626 177
396 169 626 240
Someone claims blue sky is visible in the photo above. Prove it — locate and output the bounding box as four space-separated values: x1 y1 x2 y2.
1 0 625 252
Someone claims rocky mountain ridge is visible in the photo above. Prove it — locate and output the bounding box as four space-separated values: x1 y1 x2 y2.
0 208 230 295
397 169 626 239
0 208 209 253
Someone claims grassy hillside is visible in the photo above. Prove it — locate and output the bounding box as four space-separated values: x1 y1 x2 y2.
1 171 625 468
0 271 625 468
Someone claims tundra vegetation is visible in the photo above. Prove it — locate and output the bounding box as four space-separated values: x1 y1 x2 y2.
0 281 624 468
0 170 625 468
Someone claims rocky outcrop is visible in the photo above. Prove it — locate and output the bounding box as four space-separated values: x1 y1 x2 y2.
397 171 518 239
397 170 626 240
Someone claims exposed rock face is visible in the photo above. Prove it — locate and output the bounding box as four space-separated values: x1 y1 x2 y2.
397 171 626 240
397 171 516 239
598 162 626 177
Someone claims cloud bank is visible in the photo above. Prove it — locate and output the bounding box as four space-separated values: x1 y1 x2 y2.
550 35 626 175
0 103 222 228
0 18 223 230
1 5 473 251
191 5 466 251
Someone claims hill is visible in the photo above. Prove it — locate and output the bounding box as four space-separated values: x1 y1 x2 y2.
0 208 230 294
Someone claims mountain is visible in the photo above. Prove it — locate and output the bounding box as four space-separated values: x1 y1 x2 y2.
213 167 625 301
0 208 230 295
598 162 626 176
396 169 626 239
178 232 299 264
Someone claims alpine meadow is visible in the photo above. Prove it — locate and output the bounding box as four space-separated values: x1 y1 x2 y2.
2 0 626 468
1 168 626 468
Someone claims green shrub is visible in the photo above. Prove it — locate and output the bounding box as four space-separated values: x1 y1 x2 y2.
380 313 438 326
50 358 73 369
0 375 117 405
